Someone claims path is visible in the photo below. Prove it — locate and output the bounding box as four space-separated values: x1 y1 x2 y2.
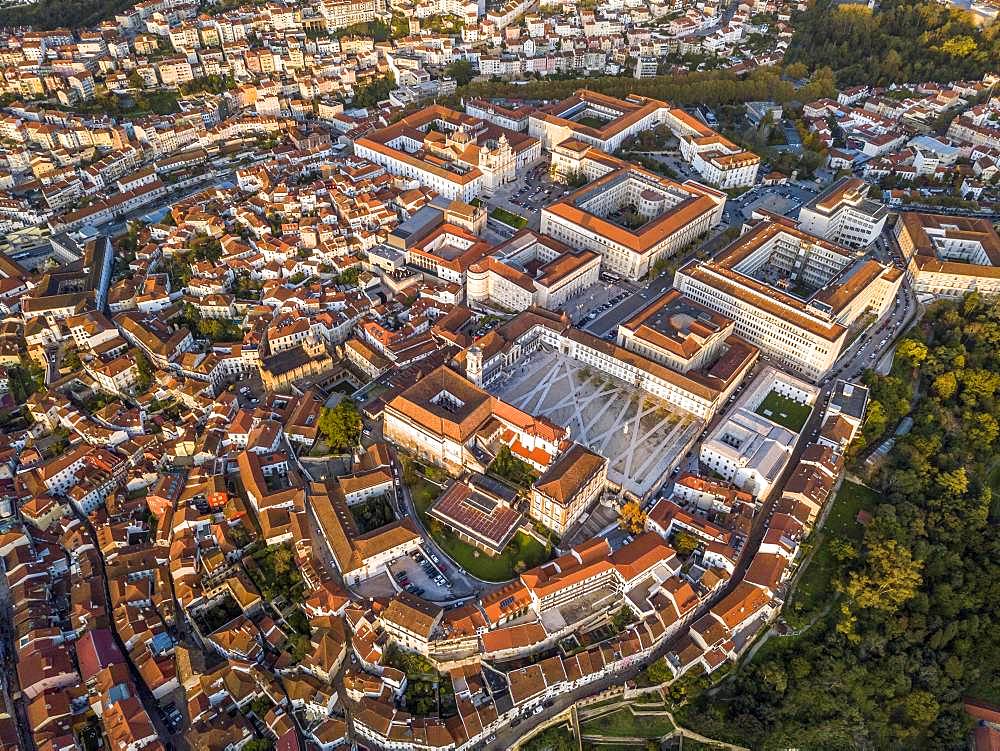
578 702 751 751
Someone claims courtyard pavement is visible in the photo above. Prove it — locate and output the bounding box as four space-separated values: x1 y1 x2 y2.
493 349 701 499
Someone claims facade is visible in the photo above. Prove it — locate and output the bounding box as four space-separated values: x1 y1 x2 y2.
466 229 601 312
541 148 725 282
675 215 902 381
798 177 888 248
354 105 541 201
529 442 607 535
895 212 1000 298
383 364 566 474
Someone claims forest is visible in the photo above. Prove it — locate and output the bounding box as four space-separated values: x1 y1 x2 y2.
784 0 1000 86
451 65 838 110
0 0 133 29
677 293 1000 749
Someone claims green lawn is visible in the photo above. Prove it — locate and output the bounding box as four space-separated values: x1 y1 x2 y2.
490 206 528 229
574 115 607 128
785 480 880 627
524 724 577 751
580 707 675 739
754 390 812 432
407 475 550 581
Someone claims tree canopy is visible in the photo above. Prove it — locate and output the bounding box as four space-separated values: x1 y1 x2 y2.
784 0 1000 86
678 293 1000 749
318 400 362 451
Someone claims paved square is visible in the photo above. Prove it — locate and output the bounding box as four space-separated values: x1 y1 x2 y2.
493 349 702 499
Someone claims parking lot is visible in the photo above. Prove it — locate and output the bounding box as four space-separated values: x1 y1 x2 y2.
564 280 632 326
231 370 265 408
387 548 454 601
481 159 568 233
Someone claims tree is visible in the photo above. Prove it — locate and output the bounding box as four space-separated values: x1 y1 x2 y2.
445 59 475 87
62 348 82 372
843 538 922 613
784 62 808 79
618 501 647 535
932 371 957 400
896 338 928 368
672 530 700 556
644 657 673 686
134 351 154 392
318 400 362 450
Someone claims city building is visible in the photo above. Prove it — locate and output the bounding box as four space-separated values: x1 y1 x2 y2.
895 212 1000 297
664 108 760 188
466 229 601 312
529 442 607 535
529 90 671 153
541 151 725 281
383 364 566 474
699 367 819 497
354 105 541 202
797 177 889 248
456 306 757 420
428 474 524 556
675 214 902 380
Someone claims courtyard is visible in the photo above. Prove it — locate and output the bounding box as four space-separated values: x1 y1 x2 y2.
754 390 812 432
493 349 701 499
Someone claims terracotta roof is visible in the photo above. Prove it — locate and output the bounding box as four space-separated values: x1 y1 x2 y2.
532 443 605 506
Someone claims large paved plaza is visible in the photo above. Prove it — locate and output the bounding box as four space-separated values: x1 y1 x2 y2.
494 349 701 499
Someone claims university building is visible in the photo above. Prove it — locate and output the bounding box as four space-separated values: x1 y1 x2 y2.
541 143 725 281
895 211 1000 298
354 105 541 201
674 214 902 380
798 177 888 248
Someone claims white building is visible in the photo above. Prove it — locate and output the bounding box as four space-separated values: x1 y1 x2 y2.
354 105 541 202
896 211 1000 298
699 367 818 497
798 177 888 249
665 108 760 188
528 89 671 153
466 229 601 311
542 144 725 282
675 215 902 380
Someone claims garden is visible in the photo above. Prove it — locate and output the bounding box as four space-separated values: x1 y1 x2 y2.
350 494 397 533
403 458 551 581
754 390 812 432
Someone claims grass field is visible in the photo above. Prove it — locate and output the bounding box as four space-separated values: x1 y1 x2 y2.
580 707 675 739
574 115 608 128
407 474 550 581
490 206 528 229
755 390 812 432
785 480 880 627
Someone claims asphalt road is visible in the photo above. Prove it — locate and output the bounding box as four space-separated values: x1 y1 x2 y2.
584 273 674 336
